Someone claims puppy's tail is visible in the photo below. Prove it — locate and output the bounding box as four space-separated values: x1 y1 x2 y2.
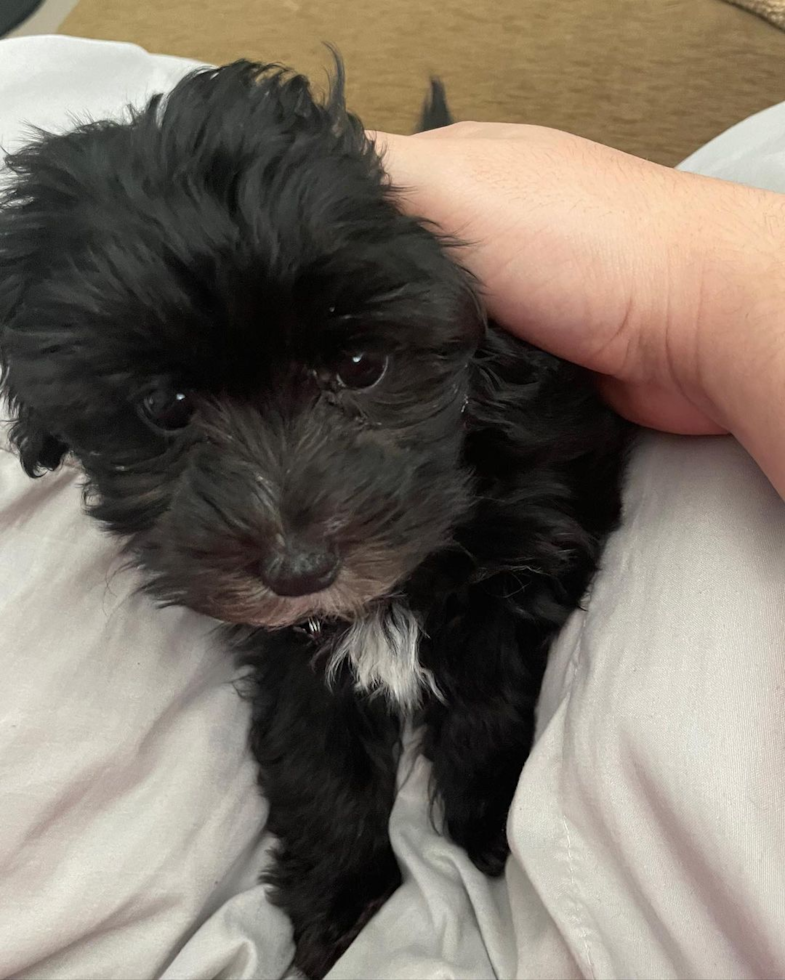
416 78 453 132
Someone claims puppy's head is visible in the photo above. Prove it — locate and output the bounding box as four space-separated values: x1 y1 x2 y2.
0 61 483 627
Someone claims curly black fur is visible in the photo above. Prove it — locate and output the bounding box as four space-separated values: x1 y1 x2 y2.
0 58 630 978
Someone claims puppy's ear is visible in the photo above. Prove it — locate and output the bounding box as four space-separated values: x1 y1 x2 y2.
0 274 68 477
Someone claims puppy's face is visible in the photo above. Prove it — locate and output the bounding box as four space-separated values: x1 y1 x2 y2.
0 63 483 628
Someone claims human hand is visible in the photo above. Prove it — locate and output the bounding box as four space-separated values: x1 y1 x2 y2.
373 123 785 445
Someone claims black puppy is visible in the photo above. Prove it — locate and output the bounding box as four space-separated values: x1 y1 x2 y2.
0 60 629 977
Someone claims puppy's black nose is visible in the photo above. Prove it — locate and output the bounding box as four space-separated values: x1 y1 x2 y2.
260 542 340 597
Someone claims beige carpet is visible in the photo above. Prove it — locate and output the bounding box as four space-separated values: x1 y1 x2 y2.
60 0 785 166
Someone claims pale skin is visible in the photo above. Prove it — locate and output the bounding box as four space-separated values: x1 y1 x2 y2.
372 123 785 500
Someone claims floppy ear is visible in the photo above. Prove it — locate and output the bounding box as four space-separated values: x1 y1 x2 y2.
0 271 68 477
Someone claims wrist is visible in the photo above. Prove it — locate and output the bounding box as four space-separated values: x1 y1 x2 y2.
684 175 785 491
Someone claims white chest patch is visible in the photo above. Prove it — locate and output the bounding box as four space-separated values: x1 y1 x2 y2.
325 602 442 712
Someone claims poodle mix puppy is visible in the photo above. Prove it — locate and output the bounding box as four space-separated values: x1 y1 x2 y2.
0 60 629 977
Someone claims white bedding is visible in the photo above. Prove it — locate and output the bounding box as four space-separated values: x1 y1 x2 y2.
2 35 785 980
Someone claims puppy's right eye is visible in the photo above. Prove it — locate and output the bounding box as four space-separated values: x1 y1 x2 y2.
333 351 388 390
137 388 195 433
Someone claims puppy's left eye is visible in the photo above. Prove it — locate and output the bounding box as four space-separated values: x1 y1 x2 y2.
137 388 195 433
334 351 388 390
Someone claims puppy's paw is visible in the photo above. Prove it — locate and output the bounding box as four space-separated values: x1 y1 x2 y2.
292 893 387 979
445 810 510 877
292 936 345 980
283 872 399 979
466 828 509 877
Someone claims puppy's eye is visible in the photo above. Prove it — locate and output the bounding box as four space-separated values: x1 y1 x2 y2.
137 388 194 432
334 351 388 390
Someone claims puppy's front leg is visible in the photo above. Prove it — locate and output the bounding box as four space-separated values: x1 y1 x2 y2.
244 631 401 979
423 595 550 876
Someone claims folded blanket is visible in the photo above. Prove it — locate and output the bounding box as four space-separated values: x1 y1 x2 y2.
724 0 785 28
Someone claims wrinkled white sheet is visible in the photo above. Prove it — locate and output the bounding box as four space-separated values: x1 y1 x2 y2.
1 35 784 980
